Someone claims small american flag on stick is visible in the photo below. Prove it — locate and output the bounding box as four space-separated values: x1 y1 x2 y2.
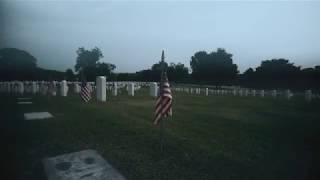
80 80 92 102
154 50 172 125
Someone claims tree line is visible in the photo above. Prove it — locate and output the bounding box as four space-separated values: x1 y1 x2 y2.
0 47 319 89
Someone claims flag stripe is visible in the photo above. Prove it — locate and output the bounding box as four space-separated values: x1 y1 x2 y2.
80 82 92 102
153 71 172 125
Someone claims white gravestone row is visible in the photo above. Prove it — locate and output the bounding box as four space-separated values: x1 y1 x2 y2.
171 87 319 101
1 81 318 102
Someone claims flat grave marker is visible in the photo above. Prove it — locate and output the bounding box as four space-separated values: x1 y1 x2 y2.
17 101 33 105
43 149 126 180
24 112 53 120
17 97 32 100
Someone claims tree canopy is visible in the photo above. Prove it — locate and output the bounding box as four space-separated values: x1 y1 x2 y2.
1 46 320 89
74 47 116 81
0 48 37 70
190 48 238 85
75 47 103 72
240 59 320 89
0 48 38 80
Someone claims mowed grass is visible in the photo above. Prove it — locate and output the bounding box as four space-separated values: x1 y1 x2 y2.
2 88 320 180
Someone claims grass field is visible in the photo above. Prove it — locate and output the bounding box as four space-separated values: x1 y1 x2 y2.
2 88 320 180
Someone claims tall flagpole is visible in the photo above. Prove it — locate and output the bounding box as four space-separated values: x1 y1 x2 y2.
159 50 165 153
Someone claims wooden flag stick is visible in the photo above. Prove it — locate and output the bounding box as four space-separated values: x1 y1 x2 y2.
159 118 165 153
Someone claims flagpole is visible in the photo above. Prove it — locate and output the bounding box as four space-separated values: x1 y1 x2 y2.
156 50 171 154
161 50 165 154
159 117 164 153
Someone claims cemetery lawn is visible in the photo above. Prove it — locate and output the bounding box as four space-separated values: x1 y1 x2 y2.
2 89 320 180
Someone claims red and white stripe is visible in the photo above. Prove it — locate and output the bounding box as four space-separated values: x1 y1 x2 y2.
154 75 172 125
80 82 92 102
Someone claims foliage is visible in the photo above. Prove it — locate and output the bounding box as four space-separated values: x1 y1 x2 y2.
1 47 320 89
0 48 38 80
240 59 320 89
190 48 238 85
74 47 116 81
0 48 37 70
134 61 189 82
65 69 75 81
167 63 189 82
75 47 103 72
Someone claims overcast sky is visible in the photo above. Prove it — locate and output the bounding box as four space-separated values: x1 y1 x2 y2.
1 0 320 73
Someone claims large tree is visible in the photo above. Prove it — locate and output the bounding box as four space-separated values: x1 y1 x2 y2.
65 68 75 81
255 59 301 88
167 63 189 82
0 48 38 80
0 48 37 70
240 59 306 88
190 48 238 84
75 47 103 72
74 47 116 80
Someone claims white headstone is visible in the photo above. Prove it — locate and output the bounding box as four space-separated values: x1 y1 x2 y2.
112 83 118 96
252 90 256 96
196 88 199 95
305 90 312 102
285 89 292 100
60 80 68 96
233 89 237 96
74 83 81 93
96 76 106 102
260 90 265 97
205 88 208 96
17 81 24 94
272 90 277 98
239 89 243 96
7 82 11 93
40 82 48 95
36 82 40 93
31 82 37 94
128 83 134 96
150 82 158 97
245 89 249 96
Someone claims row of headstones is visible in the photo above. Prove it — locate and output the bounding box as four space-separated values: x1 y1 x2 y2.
0 80 71 96
0 78 154 100
173 87 316 102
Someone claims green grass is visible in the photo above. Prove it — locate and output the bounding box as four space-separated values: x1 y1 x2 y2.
2 89 320 180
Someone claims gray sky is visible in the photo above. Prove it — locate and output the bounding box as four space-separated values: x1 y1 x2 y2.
2 0 320 73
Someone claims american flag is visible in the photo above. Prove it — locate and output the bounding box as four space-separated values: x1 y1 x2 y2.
154 51 172 125
80 81 92 102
